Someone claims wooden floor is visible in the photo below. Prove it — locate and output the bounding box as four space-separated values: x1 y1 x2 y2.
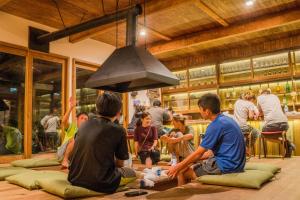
1 157 300 200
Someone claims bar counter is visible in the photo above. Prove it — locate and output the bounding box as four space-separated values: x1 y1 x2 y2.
185 112 300 156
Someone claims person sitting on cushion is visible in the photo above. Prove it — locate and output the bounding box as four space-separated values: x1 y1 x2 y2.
68 92 136 194
161 114 194 162
58 99 88 169
134 112 159 168
167 93 246 186
0 123 22 155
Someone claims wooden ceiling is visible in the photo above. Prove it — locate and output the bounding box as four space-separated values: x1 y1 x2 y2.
1 0 300 62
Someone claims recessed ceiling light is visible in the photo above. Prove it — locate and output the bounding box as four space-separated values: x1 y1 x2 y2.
246 0 254 6
139 29 146 36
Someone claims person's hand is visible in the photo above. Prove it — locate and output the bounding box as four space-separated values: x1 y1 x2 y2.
167 165 179 179
160 135 168 142
69 97 76 108
169 131 176 138
149 146 155 151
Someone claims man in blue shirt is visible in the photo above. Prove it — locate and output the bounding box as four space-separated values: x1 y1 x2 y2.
168 93 245 186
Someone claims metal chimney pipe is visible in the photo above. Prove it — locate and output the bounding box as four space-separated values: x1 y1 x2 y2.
37 4 142 44
126 7 138 46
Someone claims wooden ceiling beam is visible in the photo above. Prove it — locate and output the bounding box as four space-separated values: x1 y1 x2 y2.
149 8 300 56
193 0 229 27
0 0 11 7
138 23 172 41
69 0 190 43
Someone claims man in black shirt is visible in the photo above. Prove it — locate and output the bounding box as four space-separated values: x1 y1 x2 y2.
68 92 136 194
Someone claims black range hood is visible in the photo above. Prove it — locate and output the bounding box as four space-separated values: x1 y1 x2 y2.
85 45 179 92
27 4 179 93
85 4 179 92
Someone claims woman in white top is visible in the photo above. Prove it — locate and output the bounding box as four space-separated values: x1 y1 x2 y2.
234 91 259 153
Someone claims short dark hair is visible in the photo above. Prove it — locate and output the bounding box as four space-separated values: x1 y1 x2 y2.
96 92 122 117
153 99 161 107
76 112 88 118
136 112 151 127
198 93 220 114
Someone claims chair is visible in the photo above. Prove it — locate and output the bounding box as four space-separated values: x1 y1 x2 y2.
258 131 287 159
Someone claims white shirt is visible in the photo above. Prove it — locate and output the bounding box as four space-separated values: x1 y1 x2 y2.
257 94 288 126
234 99 258 127
41 115 60 133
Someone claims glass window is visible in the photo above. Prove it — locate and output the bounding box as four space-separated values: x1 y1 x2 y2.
0 52 25 156
32 58 62 153
75 66 98 118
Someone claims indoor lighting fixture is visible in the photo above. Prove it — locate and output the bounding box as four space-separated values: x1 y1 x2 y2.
246 0 254 6
139 29 146 36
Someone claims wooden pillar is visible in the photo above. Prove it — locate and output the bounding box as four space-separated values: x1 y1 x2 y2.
122 93 129 129
24 52 32 158
17 87 23 131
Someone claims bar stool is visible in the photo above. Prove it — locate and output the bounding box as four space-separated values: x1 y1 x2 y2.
258 131 287 159
244 131 255 158
126 130 134 154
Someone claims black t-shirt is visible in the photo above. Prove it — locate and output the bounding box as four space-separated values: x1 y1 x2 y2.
68 117 129 194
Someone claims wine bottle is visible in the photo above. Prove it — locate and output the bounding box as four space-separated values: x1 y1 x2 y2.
285 81 291 93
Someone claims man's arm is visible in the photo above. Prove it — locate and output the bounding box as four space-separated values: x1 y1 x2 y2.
115 159 124 168
168 146 207 179
134 141 139 157
166 134 193 144
61 97 76 129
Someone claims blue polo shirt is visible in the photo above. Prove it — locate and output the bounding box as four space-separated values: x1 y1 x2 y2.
201 114 246 173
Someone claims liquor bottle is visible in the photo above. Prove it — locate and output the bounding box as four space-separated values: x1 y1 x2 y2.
284 104 289 113
285 82 291 93
276 83 281 93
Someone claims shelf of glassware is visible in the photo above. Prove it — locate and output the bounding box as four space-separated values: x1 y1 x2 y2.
219 59 252 84
294 50 300 76
188 65 217 89
190 90 218 110
253 52 290 80
162 70 188 92
219 80 295 111
162 93 189 112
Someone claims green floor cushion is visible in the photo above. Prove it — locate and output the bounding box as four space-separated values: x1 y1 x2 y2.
5 170 67 190
244 163 281 174
197 170 274 189
11 158 60 168
120 177 137 187
37 178 103 199
0 167 32 181
37 176 130 199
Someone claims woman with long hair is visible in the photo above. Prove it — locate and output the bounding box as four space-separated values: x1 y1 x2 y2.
134 112 160 168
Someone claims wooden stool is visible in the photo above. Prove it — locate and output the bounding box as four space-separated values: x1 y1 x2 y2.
127 131 134 154
244 131 255 158
258 131 287 159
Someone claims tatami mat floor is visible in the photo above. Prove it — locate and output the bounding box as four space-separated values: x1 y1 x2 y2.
1 157 300 200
